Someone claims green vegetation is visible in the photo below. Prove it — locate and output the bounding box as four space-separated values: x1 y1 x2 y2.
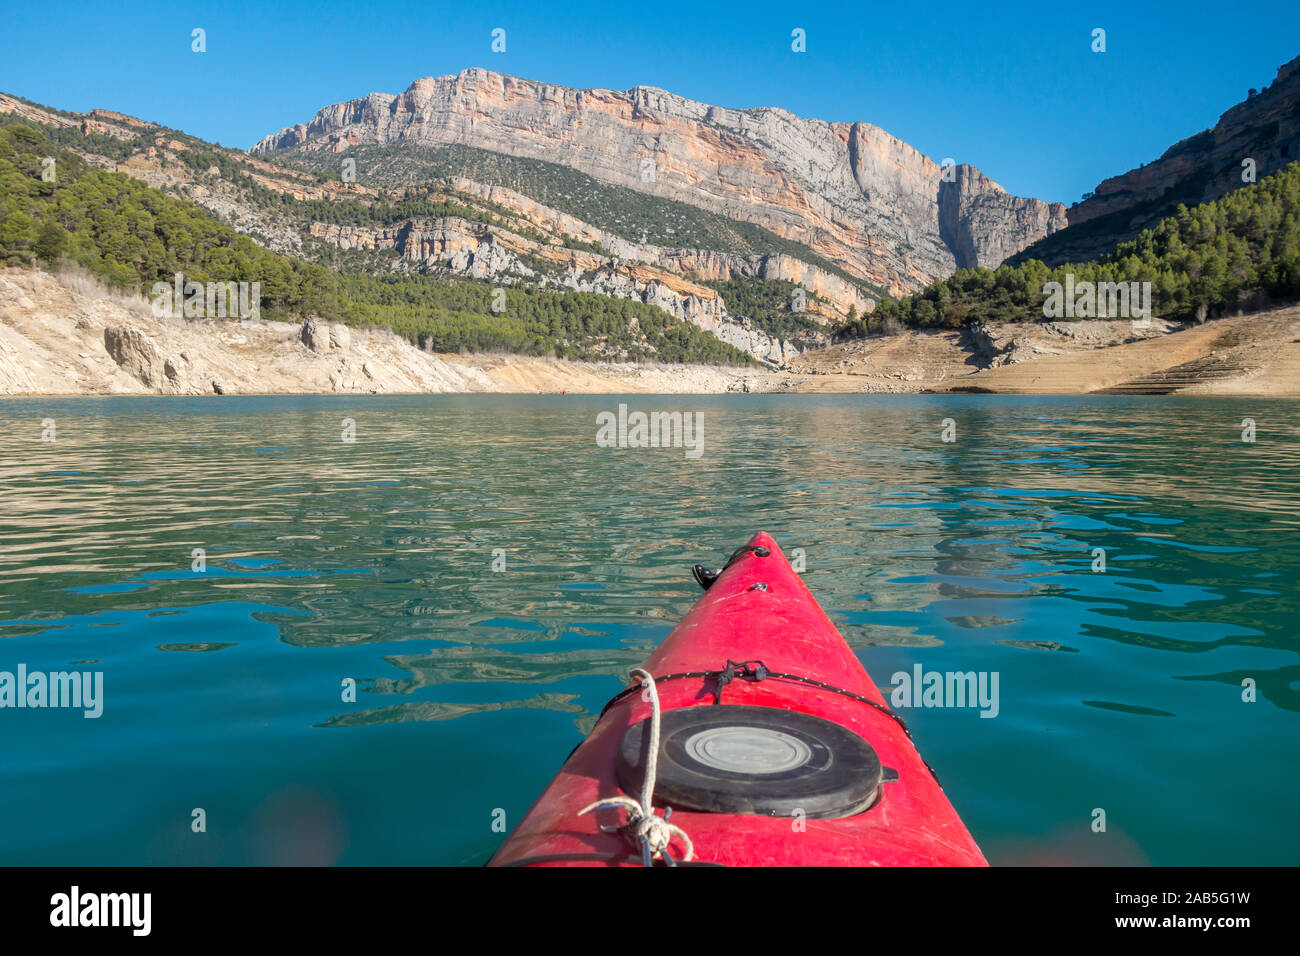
337 274 754 363
292 194 493 227
700 277 827 343
1019 132 1218 263
0 122 751 364
1 112 627 260
277 142 879 294
0 111 141 163
836 162 1300 337
1 100 862 359
0 123 338 316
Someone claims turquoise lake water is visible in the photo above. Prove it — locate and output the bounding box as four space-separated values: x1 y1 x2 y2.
0 394 1296 865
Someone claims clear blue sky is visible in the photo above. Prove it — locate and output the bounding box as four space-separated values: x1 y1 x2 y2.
2 0 1296 204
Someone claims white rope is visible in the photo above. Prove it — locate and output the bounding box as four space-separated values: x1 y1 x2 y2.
578 668 695 865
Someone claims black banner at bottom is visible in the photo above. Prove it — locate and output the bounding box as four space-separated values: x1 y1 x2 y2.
0 866 1283 941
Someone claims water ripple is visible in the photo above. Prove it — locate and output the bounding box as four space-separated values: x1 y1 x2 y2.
0 394 1296 865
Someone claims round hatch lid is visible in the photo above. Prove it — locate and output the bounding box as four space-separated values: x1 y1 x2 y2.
616 704 882 819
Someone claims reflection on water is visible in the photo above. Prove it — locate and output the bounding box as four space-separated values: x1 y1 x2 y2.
370 644 655 694
0 394 1296 865
315 692 588 729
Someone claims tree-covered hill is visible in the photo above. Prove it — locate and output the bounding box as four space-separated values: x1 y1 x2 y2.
0 122 338 313
1 101 845 350
0 123 753 365
337 274 753 362
698 277 828 345
835 162 1300 338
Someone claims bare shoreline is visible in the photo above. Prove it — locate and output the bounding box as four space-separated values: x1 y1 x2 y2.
3 268 1298 399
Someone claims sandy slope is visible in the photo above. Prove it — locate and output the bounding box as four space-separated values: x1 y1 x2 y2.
932 311 1300 396
780 311 1300 397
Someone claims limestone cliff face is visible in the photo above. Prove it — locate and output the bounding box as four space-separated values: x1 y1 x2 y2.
939 166 1069 269
444 177 871 320
1012 55 1300 266
254 70 1066 293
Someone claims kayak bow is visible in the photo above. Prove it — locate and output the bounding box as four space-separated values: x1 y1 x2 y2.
488 532 987 867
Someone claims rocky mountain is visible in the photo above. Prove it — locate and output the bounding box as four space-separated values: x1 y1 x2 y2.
0 92 803 362
253 69 1067 296
2 72 1071 366
1012 54 1300 267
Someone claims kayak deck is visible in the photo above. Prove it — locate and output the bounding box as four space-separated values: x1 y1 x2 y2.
489 532 987 867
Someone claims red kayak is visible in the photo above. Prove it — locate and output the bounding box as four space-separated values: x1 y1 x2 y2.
489 532 987 867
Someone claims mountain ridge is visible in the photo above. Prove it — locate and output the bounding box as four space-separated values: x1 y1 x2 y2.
1011 54 1300 266
0 91 811 361
252 68 1068 295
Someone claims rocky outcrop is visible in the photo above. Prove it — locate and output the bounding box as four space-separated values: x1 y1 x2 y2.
300 317 330 352
253 70 1066 294
103 325 165 387
0 92 137 141
656 250 870 322
1012 55 1300 266
1 269 514 395
961 318 1184 368
939 167 1069 269
445 177 873 319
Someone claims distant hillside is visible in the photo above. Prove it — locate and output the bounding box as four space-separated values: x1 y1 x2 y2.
252 69 1067 295
1010 54 1300 267
836 162 1300 336
0 121 336 314
0 123 754 365
273 142 873 291
1 89 845 362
